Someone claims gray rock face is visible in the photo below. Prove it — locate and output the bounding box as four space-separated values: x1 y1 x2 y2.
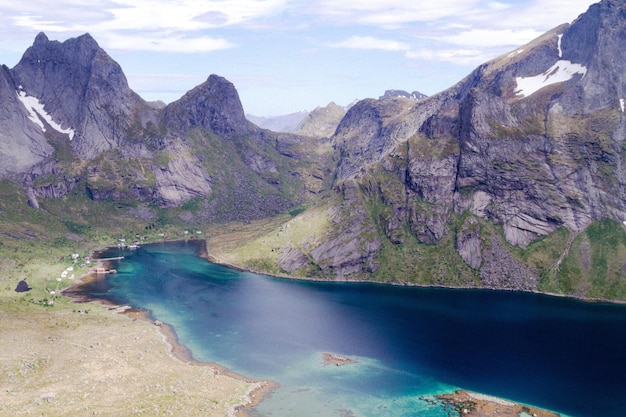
154 151 212 207
0 65 53 176
308 183 382 279
379 89 427 101
316 0 626 281
277 246 310 273
456 217 482 269
334 97 428 180
11 32 147 159
479 235 538 291
0 32 320 219
162 74 248 137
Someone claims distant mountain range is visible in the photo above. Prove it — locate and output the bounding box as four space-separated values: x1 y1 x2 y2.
247 90 427 136
247 101 355 137
246 110 308 133
3 0 626 301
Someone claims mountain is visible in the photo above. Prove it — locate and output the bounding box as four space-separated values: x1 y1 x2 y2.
247 111 308 133
379 89 427 100
249 0 626 299
293 102 347 138
0 32 331 220
248 101 348 137
249 97 419 137
3 0 626 301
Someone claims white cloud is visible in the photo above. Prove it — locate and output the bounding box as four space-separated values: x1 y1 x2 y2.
406 48 490 66
1 0 289 54
104 0 288 31
440 28 544 48
330 36 410 51
486 1 511 11
461 0 594 30
309 0 480 26
104 33 235 53
7 0 289 32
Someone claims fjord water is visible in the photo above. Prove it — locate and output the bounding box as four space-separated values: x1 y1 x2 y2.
91 241 626 417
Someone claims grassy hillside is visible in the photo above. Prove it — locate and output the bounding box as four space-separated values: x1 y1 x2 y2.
540 219 626 300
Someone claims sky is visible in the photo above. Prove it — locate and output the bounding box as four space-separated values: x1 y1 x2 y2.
0 0 599 116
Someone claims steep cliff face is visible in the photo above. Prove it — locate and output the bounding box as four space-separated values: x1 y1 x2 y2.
11 32 147 159
162 75 248 138
274 0 626 289
449 0 626 247
0 65 52 176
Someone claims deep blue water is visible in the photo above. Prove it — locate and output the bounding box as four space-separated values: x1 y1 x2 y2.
85 241 626 417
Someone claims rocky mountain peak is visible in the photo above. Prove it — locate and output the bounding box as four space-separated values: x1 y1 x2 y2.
11 32 144 159
162 74 248 137
33 32 49 45
318 0 626 285
379 89 427 100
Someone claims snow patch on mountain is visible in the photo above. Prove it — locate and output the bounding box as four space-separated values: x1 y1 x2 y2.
507 49 524 58
514 33 587 98
16 88 75 140
515 59 587 98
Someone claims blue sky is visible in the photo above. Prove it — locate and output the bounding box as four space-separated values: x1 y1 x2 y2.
0 0 597 116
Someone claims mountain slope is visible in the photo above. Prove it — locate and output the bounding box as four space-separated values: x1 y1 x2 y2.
3 0 626 301
293 102 346 138
0 33 331 222
12 32 147 160
249 0 626 299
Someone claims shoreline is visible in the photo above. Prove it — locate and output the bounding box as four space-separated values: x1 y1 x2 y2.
62 244 278 417
61 237 611 417
204 244 626 307
124 308 279 417
89 236 626 307
438 390 561 417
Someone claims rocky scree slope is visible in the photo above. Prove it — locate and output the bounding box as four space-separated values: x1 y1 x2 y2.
0 32 330 222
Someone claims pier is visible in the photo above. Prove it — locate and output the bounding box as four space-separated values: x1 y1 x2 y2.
97 256 125 261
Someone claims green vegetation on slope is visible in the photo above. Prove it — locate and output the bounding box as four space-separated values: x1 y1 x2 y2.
4 170 626 302
542 219 626 300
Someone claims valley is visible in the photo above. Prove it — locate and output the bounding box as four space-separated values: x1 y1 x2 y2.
2 0 626 415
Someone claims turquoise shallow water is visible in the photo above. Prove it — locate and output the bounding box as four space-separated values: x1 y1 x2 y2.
82 241 626 417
